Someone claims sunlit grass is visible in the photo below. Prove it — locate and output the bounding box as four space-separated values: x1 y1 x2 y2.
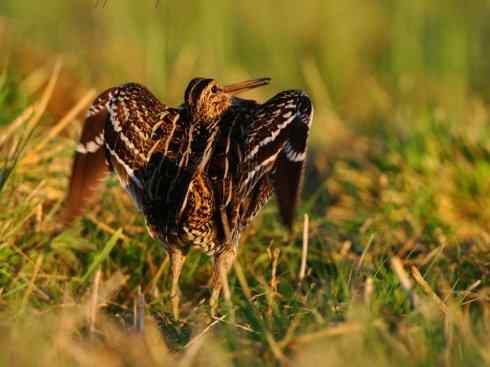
0 1 489 366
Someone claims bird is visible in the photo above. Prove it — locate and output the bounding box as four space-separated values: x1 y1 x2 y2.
64 77 313 318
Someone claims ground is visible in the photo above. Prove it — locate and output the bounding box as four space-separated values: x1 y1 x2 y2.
0 1 489 366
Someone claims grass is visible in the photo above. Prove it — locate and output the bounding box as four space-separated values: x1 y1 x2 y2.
0 1 490 366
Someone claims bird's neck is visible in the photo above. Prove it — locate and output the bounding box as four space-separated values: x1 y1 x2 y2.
190 114 221 132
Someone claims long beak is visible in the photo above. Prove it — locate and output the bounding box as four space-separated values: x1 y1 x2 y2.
222 77 271 95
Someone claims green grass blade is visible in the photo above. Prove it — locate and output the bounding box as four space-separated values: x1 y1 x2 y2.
81 228 123 284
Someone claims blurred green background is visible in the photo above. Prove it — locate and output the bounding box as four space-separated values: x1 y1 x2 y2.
2 0 490 112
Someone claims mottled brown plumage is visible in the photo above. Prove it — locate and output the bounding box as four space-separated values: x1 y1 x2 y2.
64 77 313 317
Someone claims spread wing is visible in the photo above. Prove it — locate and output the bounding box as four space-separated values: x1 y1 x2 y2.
238 90 313 229
63 83 186 224
102 83 185 214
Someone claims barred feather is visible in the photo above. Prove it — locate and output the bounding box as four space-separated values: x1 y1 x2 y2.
65 77 312 255
236 90 313 228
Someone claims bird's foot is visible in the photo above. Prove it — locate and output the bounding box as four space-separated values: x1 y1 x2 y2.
208 246 237 316
209 286 221 318
170 288 181 320
169 247 187 320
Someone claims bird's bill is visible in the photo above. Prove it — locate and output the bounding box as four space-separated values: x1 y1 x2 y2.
222 77 271 94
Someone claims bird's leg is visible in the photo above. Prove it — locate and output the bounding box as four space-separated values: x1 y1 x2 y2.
220 206 232 245
208 208 235 315
168 247 186 320
209 245 237 316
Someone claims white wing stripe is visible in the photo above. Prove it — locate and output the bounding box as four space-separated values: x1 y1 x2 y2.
244 114 295 162
105 143 143 189
76 132 105 154
241 151 280 192
284 141 306 162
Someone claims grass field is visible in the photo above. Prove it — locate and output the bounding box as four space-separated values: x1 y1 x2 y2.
0 1 490 366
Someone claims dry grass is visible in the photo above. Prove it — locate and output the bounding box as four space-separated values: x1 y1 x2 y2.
1 1 490 365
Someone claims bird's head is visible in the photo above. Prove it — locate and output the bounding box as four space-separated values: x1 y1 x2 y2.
184 77 271 121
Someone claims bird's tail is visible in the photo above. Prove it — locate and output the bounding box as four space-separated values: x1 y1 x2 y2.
62 90 112 224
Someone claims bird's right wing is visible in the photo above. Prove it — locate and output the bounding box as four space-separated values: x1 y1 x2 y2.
63 84 186 224
101 83 185 215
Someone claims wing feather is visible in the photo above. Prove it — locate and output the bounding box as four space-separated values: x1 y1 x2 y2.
103 83 185 214
238 90 313 229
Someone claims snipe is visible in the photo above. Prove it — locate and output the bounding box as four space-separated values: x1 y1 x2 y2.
64 77 313 318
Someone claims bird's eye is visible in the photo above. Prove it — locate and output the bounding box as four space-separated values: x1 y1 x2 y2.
211 86 219 93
